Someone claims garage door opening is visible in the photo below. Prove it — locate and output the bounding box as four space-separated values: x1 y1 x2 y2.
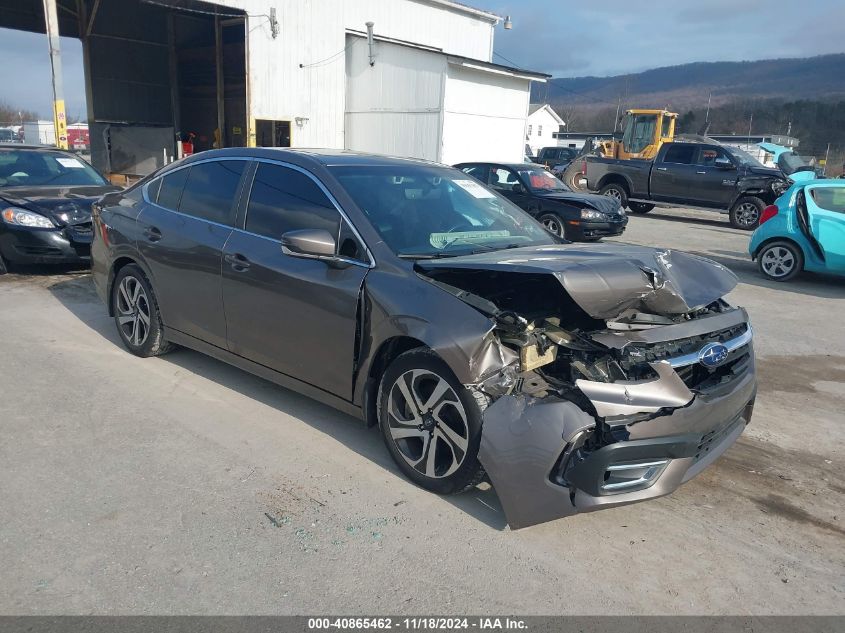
255 119 291 148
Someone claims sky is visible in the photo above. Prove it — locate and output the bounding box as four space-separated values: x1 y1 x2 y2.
1 0 843 119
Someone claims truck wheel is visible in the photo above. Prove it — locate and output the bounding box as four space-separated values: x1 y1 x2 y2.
599 183 628 209
628 202 655 214
729 196 764 230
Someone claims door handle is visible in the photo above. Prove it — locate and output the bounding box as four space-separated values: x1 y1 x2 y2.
696 171 706 174
143 226 162 242
656 167 668 171
224 253 251 271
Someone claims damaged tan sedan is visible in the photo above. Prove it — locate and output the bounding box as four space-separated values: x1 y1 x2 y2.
92 149 756 529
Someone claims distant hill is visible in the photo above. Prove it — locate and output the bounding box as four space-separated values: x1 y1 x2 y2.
534 54 845 111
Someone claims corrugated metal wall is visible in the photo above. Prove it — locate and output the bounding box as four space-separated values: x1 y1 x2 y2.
344 36 445 161
441 64 530 164
211 0 496 148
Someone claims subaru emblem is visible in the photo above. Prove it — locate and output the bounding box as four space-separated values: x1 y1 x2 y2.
699 343 729 368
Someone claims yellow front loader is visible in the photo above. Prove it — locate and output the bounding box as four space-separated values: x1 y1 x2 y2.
598 109 677 160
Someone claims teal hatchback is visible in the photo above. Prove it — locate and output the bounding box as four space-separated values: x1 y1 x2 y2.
749 180 845 281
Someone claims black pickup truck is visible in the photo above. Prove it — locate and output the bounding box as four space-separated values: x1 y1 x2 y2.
575 141 790 229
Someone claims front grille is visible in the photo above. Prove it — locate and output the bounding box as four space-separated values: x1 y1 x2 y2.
15 245 63 256
67 222 93 239
622 323 752 391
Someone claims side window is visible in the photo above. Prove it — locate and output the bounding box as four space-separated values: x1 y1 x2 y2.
245 163 340 241
490 167 521 192
810 188 845 214
662 145 697 165
146 177 162 203
538 125 543 137
528 125 532 136
697 147 729 167
156 168 189 210
178 160 246 225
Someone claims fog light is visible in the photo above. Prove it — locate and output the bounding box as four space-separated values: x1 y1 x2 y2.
601 459 669 492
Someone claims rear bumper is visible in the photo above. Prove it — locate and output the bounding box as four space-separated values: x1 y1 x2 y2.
478 339 756 529
0 224 92 265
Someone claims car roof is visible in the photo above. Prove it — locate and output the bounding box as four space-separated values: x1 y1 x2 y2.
798 179 845 187
0 144 75 153
179 147 446 169
455 161 540 169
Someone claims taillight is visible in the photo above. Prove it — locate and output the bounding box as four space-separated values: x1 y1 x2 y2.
580 159 587 175
760 205 778 225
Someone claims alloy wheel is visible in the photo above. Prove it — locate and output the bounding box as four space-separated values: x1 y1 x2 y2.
603 188 622 201
735 202 760 227
385 369 469 479
541 215 564 237
116 276 151 347
760 246 796 279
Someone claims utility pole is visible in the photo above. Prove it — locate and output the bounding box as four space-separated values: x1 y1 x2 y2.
746 112 753 150
42 0 68 149
823 143 830 176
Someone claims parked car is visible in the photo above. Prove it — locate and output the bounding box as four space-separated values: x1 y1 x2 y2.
92 148 756 529
533 146 578 172
564 141 791 229
454 162 627 241
0 145 119 274
749 179 845 281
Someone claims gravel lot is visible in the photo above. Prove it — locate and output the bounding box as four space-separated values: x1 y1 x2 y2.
1 207 843 615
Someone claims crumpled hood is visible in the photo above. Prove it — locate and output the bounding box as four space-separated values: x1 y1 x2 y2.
536 190 621 215
415 243 738 319
746 166 785 179
0 185 118 226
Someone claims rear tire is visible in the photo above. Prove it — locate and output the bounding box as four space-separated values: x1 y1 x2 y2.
111 264 174 357
377 348 486 495
757 241 803 281
599 183 629 209
730 196 765 230
628 202 655 214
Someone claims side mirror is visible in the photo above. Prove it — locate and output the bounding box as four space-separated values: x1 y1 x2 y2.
715 159 735 170
281 228 337 259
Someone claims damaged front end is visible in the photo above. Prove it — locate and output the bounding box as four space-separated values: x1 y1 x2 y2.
416 245 757 529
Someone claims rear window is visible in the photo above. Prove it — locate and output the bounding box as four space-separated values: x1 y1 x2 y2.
178 160 246 225
662 145 697 165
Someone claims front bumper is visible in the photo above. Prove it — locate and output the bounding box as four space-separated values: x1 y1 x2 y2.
567 217 628 240
0 223 93 265
477 316 756 529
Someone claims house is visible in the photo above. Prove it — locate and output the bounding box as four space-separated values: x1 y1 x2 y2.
3 0 549 176
526 103 564 156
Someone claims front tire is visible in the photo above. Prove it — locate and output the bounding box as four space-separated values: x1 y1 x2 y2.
599 183 629 209
730 196 765 230
377 348 485 495
111 264 174 357
758 241 803 281
538 212 565 238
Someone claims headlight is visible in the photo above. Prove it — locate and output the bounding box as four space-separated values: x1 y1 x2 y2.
1 207 55 229
772 180 789 196
581 209 607 220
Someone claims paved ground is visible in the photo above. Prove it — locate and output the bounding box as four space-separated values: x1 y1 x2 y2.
1 207 843 615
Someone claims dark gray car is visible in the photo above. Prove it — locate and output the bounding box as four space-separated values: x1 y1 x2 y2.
91 148 756 528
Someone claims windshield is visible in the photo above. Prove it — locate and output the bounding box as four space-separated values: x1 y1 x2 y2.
330 165 557 258
516 167 570 193
0 149 107 187
723 146 765 168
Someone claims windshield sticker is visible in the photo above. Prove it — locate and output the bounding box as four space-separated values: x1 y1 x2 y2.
429 230 510 249
454 179 496 199
56 157 86 169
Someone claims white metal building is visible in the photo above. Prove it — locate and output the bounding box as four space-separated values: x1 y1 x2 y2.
0 0 548 177
525 103 564 156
